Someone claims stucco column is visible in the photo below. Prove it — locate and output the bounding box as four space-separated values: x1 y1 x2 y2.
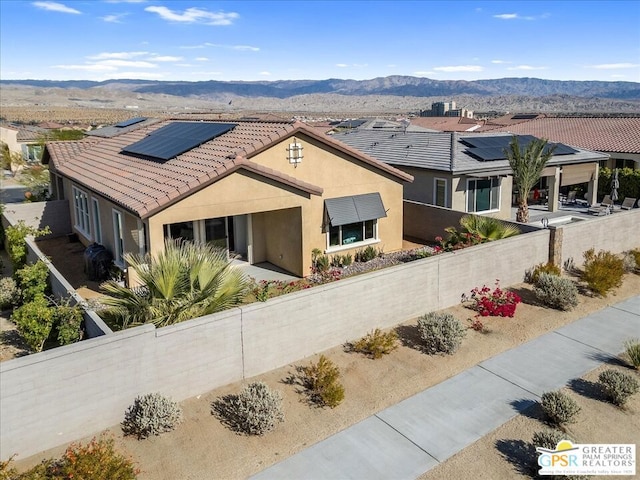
547 167 560 213
586 163 599 206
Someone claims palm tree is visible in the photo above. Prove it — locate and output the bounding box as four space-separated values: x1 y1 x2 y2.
459 215 520 241
100 239 249 329
505 136 556 223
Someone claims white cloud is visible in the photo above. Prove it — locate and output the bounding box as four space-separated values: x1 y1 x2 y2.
181 43 259 52
88 51 149 60
104 0 147 3
433 65 483 72
336 63 349 68
610 74 626 78
232 45 260 52
53 64 117 72
494 13 518 19
150 56 182 62
32 1 81 14
491 59 511 64
507 65 548 71
588 63 639 70
259 71 271 76
195 57 209 62
95 59 157 68
102 14 127 23
335 63 367 68
145 6 239 25
493 12 549 21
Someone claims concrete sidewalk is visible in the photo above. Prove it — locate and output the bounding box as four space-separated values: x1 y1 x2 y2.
252 296 640 480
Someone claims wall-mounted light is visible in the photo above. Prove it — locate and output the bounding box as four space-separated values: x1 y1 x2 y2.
287 138 303 167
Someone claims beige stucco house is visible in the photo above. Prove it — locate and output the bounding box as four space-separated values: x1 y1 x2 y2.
43 119 412 280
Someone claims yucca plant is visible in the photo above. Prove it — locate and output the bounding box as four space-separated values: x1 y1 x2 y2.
100 239 249 328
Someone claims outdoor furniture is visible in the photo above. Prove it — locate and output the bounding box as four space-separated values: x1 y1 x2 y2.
621 197 637 210
587 195 615 215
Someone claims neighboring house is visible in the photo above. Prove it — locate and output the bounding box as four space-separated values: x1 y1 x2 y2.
480 116 640 171
0 122 47 163
43 119 412 279
332 129 607 219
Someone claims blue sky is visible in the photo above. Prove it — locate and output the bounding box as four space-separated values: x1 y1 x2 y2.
1 0 639 83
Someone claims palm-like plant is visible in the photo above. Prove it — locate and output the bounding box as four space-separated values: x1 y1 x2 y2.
100 239 249 328
505 136 556 223
459 215 520 241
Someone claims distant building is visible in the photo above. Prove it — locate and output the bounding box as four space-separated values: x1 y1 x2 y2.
420 101 473 119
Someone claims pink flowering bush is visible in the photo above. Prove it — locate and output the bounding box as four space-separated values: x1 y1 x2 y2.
466 280 521 317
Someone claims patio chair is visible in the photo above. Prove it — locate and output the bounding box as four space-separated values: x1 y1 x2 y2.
587 195 614 215
620 197 637 210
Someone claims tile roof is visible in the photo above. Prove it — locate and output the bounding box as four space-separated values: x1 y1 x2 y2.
481 117 640 154
0 122 49 142
332 130 607 175
46 119 411 219
410 117 485 132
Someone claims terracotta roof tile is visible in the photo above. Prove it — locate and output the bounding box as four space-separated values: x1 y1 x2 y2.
48 119 399 218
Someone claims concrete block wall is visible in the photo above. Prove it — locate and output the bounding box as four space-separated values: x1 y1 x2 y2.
559 209 640 266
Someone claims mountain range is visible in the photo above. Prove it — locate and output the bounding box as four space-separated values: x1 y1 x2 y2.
2 76 639 100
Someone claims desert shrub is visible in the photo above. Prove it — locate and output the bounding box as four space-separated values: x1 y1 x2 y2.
11 295 53 352
0 277 20 310
15 260 49 302
624 339 640 369
330 253 353 268
526 262 561 284
417 312 466 354
628 249 640 273
354 245 380 263
53 299 84 346
598 369 639 406
581 248 624 297
540 390 581 425
351 328 398 359
27 435 139 479
122 392 183 439
214 382 284 435
532 429 571 450
534 273 579 311
311 248 330 273
620 250 637 273
300 355 345 408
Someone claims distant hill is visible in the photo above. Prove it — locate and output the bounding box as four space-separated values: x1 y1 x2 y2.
2 76 639 100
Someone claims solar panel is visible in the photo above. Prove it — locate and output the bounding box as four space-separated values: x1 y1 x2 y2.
463 135 579 161
511 114 538 120
468 147 509 161
115 117 147 128
122 122 237 160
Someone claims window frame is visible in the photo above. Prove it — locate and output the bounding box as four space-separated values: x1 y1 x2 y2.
466 177 501 213
91 197 102 244
112 209 124 267
326 219 379 253
433 177 448 207
72 186 91 238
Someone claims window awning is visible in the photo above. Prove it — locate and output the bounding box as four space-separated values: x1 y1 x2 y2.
325 193 387 227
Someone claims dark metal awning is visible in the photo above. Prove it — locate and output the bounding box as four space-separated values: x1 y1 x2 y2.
325 193 387 227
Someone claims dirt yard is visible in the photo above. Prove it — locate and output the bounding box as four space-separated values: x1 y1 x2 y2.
9 271 640 479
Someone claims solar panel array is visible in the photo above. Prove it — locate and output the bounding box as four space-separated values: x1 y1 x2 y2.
511 114 538 120
122 122 237 161
461 135 577 162
115 117 147 128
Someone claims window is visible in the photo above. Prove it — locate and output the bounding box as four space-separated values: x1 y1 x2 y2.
72 186 90 237
113 210 124 266
91 198 102 244
324 193 385 250
467 178 500 212
164 221 195 241
434 178 447 207
329 220 376 247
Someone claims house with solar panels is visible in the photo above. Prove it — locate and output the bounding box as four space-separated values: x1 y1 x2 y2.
331 128 607 219
43 118 413 280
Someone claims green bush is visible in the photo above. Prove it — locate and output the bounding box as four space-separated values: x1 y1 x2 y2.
351 328 398 359
624 338 640 369
11 295 53 352
598 167 640 201
300 355 345 408
417 312 466 354
214 382 284 435
311 248 330 273
534 273 579 311
354 245 381 263
581 249 625 297
53 300 84 346
15 260 49 303
532 429 572 450
598 369 639 406
526 262 561 284
330 253 353 268
0 277 20 310
540 390 581 425
122 392 183 439
4 221 50 271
